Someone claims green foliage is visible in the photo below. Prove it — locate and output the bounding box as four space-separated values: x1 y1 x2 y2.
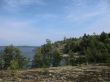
0 32 109 69
52 49 62 67
32 32 110 68
32 48 44 68
32 39 62 68
100 31 108 42
0 52 4 69
41 39 53 67
0 45 28 70
8 59 19 70
68 51 76 66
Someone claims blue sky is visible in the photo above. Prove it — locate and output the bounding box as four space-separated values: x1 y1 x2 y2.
0 0 110 46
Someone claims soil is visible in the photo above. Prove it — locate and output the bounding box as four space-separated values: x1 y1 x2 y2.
0 65 110 82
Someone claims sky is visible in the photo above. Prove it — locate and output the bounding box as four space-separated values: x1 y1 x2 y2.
0 0 110 46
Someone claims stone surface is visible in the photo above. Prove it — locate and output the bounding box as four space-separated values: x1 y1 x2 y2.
0 65 110 82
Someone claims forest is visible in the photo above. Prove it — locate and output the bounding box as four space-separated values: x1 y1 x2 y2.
0 32 110 70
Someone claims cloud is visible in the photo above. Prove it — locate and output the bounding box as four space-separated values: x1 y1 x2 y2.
35 14 58 20
1 0 45 11
64 0 110 22
79 13 110 35
0 0 110 45
98 0 110 11
66 11 104 22
61 0 110 36
0 19 44 45
0 19 64 46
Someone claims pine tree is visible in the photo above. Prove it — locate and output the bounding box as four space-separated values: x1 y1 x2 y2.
32 48 44 68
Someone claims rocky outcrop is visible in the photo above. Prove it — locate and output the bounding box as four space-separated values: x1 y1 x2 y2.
0 65 110 82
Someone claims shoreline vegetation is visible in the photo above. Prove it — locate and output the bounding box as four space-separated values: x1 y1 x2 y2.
0 32 110 82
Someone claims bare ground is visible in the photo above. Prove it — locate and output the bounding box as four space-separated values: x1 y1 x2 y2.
0 65 110 82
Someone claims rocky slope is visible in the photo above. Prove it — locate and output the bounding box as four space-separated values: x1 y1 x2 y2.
0 65 110 82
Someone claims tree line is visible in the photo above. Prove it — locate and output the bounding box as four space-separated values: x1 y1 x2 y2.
32 32 110 67
0 32 110 70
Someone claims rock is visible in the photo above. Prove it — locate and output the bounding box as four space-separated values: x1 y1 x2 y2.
0 79 2 82
0 66 110 82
